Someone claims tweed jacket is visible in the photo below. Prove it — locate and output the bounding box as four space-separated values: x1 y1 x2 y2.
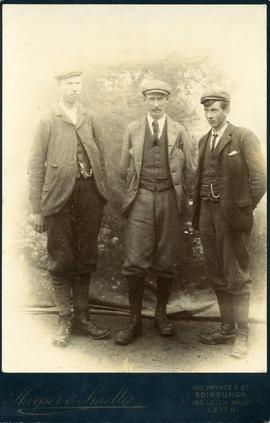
119 115 194 216
28 103 108 217
192 122 266 231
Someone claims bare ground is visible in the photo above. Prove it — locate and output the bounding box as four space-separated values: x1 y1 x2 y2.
3 312 266 373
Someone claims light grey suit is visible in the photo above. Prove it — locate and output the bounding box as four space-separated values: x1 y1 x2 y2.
119 115 193 216
119 115 194 277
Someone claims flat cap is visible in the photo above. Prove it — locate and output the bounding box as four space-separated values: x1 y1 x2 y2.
55 70 83 81
141 79 171 96
200 90 231 104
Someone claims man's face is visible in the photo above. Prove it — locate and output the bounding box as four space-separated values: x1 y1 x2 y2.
144 92 169 119
58 76 82 105
203 101 230 130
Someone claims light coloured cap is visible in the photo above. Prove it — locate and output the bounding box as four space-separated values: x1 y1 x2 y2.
54 70 83 81
200 90 231 104
141 79 171 96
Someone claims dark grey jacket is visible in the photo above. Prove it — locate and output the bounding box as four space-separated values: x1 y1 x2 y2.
192 122 266 231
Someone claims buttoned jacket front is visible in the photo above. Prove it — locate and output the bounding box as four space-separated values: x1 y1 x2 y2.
119 115 193 216
28 103 108 217
192 122 266 231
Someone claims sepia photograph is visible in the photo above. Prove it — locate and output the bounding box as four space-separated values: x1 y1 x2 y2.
2 4 267 374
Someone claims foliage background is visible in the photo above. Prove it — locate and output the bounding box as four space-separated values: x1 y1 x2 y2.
3 5 266 312
12 56 266 311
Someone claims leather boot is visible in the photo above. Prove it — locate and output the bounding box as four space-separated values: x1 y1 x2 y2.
115 276 144 345
72 275 110 339
154 276 176 336
199 291 236 344
231 293 249 358
51 280 72 347
52 315 72 347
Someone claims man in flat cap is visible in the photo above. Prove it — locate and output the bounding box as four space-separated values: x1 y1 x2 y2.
192 90 266 358
28 69 110 346
115 79 193 345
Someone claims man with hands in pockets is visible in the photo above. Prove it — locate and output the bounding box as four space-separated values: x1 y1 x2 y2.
192 90 266 358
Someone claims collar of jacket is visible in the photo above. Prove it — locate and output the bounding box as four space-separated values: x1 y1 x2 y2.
199 121 234 158
135 115 180 153
53 102 87 129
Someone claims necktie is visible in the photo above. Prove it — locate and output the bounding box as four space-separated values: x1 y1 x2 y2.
211 133 218 152
152 120 159 146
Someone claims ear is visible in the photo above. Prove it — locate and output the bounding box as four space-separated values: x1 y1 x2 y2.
225 105 231 114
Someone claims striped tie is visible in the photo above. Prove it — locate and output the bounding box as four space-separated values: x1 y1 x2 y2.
211 133 218 152
152 120 159 146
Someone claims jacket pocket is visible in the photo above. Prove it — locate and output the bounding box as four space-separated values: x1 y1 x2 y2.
235 199 253 207
43 163 59 191
227 154 242 176
125 160 136 186
171 146 184 160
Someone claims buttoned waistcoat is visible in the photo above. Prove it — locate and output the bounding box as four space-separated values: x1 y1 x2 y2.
28 103 108 217
119 115 194 216
192 122 266 231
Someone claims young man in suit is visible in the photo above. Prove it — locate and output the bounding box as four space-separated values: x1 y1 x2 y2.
192 90 266 358
115 79 193 345
28 69 110 346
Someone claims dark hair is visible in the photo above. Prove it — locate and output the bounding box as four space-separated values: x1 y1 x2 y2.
202 99 230 110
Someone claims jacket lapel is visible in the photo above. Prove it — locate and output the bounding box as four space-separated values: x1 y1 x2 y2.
54 102 87 127
198 130 210 167
217 122 233 155
76 104 87 129
54 103 69 124
132 117 146 175
166 116 180 156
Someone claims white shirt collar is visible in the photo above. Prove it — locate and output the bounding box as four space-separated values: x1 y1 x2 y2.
147 113 167 136
212 121 228 137
59 101 78 124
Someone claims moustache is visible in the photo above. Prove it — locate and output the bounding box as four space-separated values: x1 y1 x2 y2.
152 108 161 112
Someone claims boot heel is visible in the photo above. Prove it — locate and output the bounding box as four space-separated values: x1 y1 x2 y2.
115 317 142 345
72 310 110 339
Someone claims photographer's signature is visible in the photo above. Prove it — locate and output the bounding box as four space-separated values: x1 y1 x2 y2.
15 386 145 415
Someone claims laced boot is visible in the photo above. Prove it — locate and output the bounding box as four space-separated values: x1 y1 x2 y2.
199 291 236 344
231 293 249 358
115 276 144 345
154 276 176 336
52 314 72 347
51 280 72 347
72 275 110 339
